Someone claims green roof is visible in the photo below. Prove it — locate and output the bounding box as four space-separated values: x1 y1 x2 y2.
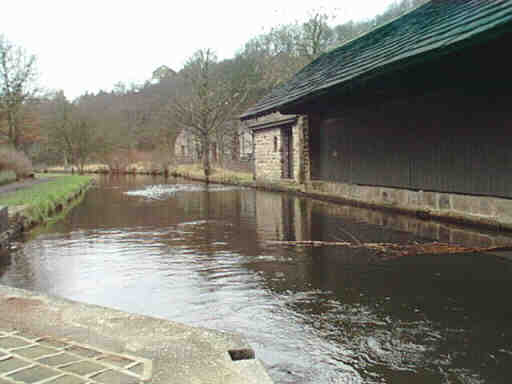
241 0 512 120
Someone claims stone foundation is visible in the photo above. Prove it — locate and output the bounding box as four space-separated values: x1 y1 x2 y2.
311 199 512 249
0 215 23 255
0 207 7 233
306 180 512 231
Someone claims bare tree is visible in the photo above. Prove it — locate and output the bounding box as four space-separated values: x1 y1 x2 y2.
153 103 181 158
297 13 336 60
172 49 249 180
0 35 38 149
42 91 98 173
240 26 308 92
146 71 182 158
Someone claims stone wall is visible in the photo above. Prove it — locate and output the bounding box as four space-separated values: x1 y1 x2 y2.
306 180 512 231
175 130 199 161
254 127 282 180
249 112 287 180
293 116 310 183
249 112 310 182
0 207 7 233
292 121 301 181
0 206 9 256
311 198 512 249
280 127 291 178
0 213 24 255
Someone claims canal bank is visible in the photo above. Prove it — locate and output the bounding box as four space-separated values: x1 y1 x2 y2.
0 175 93 253
172 165 512 234
0 284 272 383
41 165 512 233
4 175 512 383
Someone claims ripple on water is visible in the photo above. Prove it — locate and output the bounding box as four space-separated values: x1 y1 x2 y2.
3 177 511 384
124 184 244 199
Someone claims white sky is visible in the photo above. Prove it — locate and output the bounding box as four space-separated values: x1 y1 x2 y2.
2 0 396 100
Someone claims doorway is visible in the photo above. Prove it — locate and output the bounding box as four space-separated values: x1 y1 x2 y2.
281 127 293 179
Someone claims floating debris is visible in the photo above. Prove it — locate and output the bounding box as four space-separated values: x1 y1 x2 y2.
266 240 512 257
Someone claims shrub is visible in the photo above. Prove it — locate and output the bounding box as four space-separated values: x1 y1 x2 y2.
100 149 150 173
0 147 33 179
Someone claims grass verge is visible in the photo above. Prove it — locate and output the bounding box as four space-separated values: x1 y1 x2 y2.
26 190 88 239
0 175 93 224
173 164 253 184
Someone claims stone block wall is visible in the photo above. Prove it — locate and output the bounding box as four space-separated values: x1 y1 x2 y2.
249 112 310 182
0 206 7 233
293 116 310 183
0 208 24 255
292 120 302 181
311 198 512 249
306 180 512 231
254 127 282 180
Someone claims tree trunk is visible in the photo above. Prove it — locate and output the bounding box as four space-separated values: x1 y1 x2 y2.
7 110 17 149
232 133 240 161
202 135 211 183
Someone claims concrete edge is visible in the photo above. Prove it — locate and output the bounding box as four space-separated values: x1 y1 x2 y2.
0 285 273 383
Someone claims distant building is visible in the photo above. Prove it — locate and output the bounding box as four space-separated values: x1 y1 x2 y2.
174 129 199 161
174 122 254 164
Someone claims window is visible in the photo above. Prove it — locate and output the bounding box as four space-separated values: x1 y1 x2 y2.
274 136 278 152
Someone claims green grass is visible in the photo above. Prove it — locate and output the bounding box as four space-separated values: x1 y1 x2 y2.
174 164 254 184
0 171 16 186
0 175 93 222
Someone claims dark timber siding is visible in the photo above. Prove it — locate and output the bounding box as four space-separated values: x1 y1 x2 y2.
310 88 512 199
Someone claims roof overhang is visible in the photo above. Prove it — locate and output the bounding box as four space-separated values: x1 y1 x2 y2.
247 116 298 132
240 0 512 120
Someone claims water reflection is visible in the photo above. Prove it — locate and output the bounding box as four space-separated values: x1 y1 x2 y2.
1 175 512 383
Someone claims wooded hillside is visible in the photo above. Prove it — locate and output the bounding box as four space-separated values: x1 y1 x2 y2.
0 0 426 174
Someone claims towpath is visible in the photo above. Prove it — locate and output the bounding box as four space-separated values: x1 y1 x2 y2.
0 281 272 383
0 178 54 195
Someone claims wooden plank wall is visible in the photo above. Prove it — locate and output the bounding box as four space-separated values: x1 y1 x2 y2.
310 89 512 198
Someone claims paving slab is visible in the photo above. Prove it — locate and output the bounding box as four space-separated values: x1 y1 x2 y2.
7 365 61 383
0 284 273 383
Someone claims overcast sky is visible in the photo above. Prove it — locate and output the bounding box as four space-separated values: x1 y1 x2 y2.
2 0 396 100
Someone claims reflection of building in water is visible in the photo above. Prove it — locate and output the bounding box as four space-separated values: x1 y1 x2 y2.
255 193 312 242
255 193 286 241
311 200 512 249
292 198 311 242
239 190 256 220
253 186 512 251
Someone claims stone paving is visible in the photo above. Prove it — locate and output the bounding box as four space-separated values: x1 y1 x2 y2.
0 326 151 384
0 285 273 384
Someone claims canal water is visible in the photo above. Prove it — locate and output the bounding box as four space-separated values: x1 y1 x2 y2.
2 175 512 384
